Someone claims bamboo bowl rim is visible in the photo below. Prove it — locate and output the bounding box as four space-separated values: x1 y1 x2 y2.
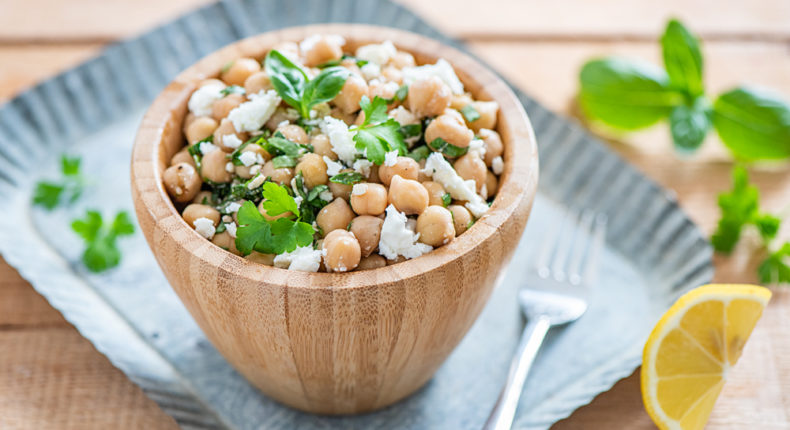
131 24 538 290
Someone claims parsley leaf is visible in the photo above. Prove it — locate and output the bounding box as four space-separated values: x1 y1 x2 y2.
71 210 135 272
428 137 469 158
359 95 389 126
711 166 760 253
355 129 388 164
265 50 349 118
62 155 81 176
220 85 246 96
394 85 408 102
352 96 407 165
262 181 299 217
234 195 314 256
329 171 365 185
460 105 481 123
33 155 85 210
759 243 790 284
33 182 66 210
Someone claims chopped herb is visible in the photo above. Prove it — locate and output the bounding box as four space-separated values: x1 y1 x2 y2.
395 85 408 102
220 85 246 96
400 123 422 140
428 137 469 158
329 171 365 185
71 210 135 272
221 61 234 74
230 135 259 166
441 193 452 207
758 243 790 284
265 50 349 118
352 96 407 165
215 223 227 234
406 145 431 161
33 155 85 210
467 219 475 229
460 105 481 123
188 136 212 169
317 54 368 69
271 155 298 168
264 132 307 158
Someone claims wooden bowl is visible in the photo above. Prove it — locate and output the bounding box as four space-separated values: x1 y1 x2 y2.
131 24 538 415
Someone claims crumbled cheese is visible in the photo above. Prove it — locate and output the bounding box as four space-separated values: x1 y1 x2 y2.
492 156 504 175
225 222 237 238
277 120 290 129
199 140 218 155
239 151 257 167
294 195 303 208
319 116 358 164
187 83 224 116
352 159 373 177
378 205 433 260
360 63 381 80
384 150 399 167
227 90 281 132
468 139 486 158
225 202 242 213
319 189 334 201
300 34 345 53
323 156 344 176
422 153 489 217
249 165 262 176
225 162 235 173
193 217 216 240
388 106 418 125
222 134 243 149
480 184 488 200
247 174 265 189
256 154 265 164
402 58 465 95
352 183 368 196
273 246 323 272
355 40 396 66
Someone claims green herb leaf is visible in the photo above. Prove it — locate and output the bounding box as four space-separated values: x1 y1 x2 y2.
72 210 103 242
395 85 408 102
110 211 136 237
406 145 431 161
359 96 389 126
220 85 246 96
712 86 790 161
460 105 481 123
235 200 314 255
33 155 85 210
265 50 308 113
759 243 790 284
365 119 407 155
71 210 135 272
400 123 422 140
754 214 781 242
264 133 305 157
354 129 388 164
579 58 682 130
661 19 704 97
33 182 65 210
441 193 452 207
330 171 365 185
428 137 469 158
306 184 329 202
271 155 297 168
262 181 299 217
301 66 349 118
669 101 711 152
268 218 315 253
710 166 761 254
61 155 81 176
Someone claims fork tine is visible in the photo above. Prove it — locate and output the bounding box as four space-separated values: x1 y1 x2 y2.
567 210 595 285
581 213 607 285
549 210 579 282
534 210 568 278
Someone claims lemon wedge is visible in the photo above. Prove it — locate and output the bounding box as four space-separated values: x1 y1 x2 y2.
641 284 771 430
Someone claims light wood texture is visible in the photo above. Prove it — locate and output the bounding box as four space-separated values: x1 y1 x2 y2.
1 0 789 428
130 24 538 414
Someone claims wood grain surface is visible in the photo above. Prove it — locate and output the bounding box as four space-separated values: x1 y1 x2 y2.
0 0 788 428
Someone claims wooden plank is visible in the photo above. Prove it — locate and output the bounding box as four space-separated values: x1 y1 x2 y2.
0 327 178 430
0 257 68 327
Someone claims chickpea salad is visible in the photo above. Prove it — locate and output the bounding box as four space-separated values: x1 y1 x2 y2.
163 35 506 272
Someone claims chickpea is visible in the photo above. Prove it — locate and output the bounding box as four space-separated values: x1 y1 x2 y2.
349 215 383 257
261 160 294 185
212 93 245 121
416 206 455 247
245 251 275 265
329 107 357 125
183 112 197 134
163 162 202 202
213 118 249 152
389 51 416 68
328 168 354 200
425 113 473 149
340 58 363 78
311 134 336 160
257 199 292 221
322 230 361 272
171 147 195 168
369 80 399 104
380 66 403 84
388 175 429 215
453 153 487 192
199 78 225 88
356 254 387 270
334 74 368 114
182 204 220 227
479 129 504 167
221 58 261 86
272 42 299 62
200 149 232 183
235 145 269 179
265 108 295 131
485 171 498 199
417 159 430 182
244 71 272 95
450 93 474 111
211 231 240 255
316 198 355 235
422 181 447 206
295 153 328 188
302 36 344 67
276 124 308 145
467 101 499 132
192 190 213 205
378 156 420 186
448 205 473 236
185 116 218 145
350 183 388 216
406 76 451 118
387 255 408 265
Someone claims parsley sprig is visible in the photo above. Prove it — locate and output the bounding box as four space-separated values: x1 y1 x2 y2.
235 182 315 255
352 96 407 165
71 210 135 272
33 155 85 210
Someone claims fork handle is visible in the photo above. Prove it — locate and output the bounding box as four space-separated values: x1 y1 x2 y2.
483 315 552 430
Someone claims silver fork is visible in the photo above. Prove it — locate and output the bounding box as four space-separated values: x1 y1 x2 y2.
483 210 607 430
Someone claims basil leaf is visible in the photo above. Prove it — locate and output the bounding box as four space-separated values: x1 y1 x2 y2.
330 171 365 185
579 58 682 130
272 155 297 168
301 67 349 117
661 19 704 97
460 105 480 123
669 101 711 152
713 86 790 161
265 50 307 113
220 85 246 97
428 138 468 158
406 145 431 161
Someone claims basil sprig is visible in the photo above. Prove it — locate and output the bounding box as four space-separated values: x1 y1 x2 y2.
265 50 349 119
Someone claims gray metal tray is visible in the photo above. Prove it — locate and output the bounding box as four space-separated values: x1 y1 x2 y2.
0 0 713 428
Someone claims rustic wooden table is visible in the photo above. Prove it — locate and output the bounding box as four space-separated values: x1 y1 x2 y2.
1 1 788 428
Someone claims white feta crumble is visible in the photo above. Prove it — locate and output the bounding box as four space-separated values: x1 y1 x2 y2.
193 217 216 240
383 150 399 167
222 134 243 149
319 189 334 201
323 156 344 176
378 205 433 260
294 195 304 208
352 159 373 177
355 40 396 66
199 140 219 155
239 151 258 167
247 174 266 190
319 116 358 164
225 202 242 213
492 156 504 175
273 246 323 272
360 63 381 80
402 58 465 95
187 83 224 116
422 152 489 217
227 90 281 132
352 183 368 196
468 138 486 158
249 165 262 176
225 162 235 173
225 222 237 238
